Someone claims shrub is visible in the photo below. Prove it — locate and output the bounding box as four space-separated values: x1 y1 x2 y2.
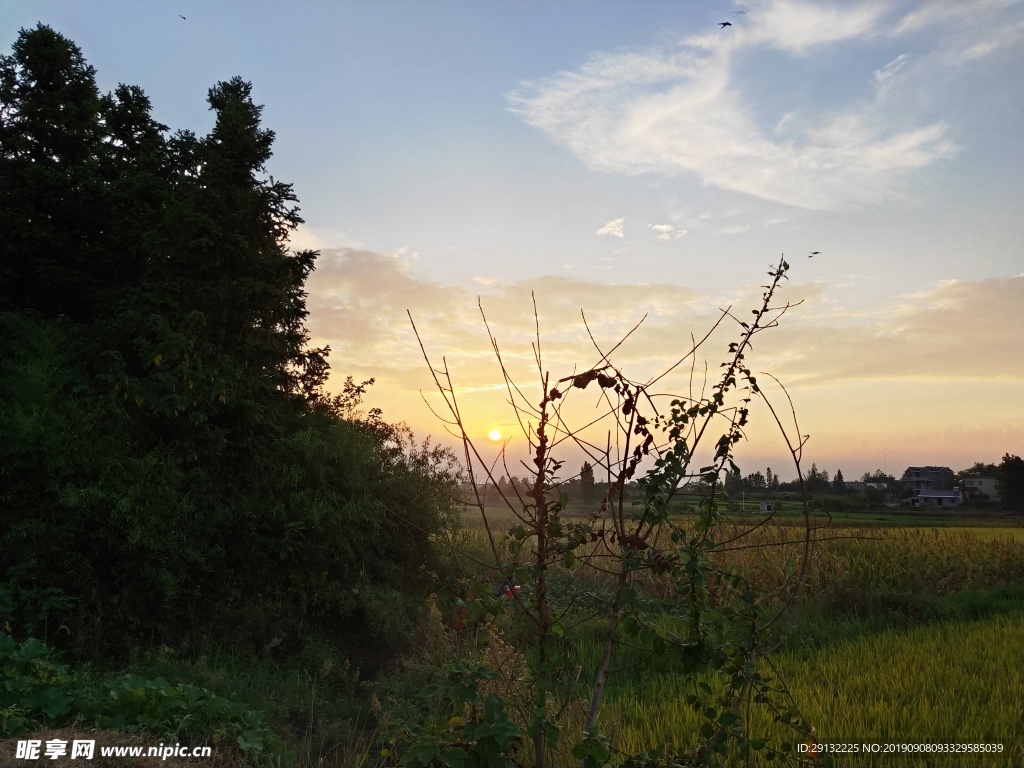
0 633 278 761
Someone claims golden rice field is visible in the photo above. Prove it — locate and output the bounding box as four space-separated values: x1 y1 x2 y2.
452 507 1024 765
458 509 1024 604
603 612 1024 767
903 526 1024 541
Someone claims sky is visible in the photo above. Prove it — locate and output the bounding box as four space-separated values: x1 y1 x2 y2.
3 0 1023 482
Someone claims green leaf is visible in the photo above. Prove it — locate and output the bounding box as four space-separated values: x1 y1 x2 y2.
541 716 559 747
718 712 739 727
440 748 468 768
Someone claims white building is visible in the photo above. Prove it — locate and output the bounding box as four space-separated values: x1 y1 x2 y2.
912 489 963 508
962 477 1000 501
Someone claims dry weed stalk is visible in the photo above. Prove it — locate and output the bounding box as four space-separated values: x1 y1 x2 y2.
409 255 822 767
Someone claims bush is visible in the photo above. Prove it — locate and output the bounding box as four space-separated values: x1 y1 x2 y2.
0 633 278 761
0 312 461 662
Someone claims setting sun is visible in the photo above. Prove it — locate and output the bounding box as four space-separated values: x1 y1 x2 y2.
488 430 502 441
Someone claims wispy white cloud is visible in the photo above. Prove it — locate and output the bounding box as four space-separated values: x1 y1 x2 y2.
717 224 752 236
504 0 1019 210
651 223 687 241
596 217 625 237
895 2 1024 65
874 53 908 83
736 0 886 55
289 224 362 252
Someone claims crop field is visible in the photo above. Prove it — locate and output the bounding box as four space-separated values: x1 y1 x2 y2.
451 506 1024 765
601 612 1024 766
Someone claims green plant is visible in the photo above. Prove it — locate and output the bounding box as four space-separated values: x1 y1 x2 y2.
391 661 525 768
0 633 279 761
0 634 77 735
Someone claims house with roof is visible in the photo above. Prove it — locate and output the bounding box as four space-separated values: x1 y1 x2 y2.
911 488 963 507
899 466 956 492
962 476 1000 501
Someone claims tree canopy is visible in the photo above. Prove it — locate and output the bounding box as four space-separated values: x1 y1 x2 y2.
996 454 1024 511
0 25 458 661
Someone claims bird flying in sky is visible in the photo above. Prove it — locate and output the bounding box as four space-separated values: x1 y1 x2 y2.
179 14 186 20
719 21 732 28
809 251 821 257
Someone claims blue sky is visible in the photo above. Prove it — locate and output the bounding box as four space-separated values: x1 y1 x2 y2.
4 0 1022 479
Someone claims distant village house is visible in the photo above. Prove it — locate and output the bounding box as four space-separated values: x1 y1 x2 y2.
899 466 956 492
900 466 961 507
911 489 963 507
962 476 1000 501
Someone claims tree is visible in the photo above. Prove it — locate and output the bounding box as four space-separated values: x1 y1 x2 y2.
958 461 999 479
153 76 327 402
861 468 898 495
580 460 595 504
996 454 1024 511
1 26 459 661
833 468 845 491
0 24 108 320
804 463 830 493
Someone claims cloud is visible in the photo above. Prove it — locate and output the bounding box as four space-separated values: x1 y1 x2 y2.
650 223 688 241
596 217 625 237
289 224 362 252
891 1 1024 66
716 224 751 236
873 53 909 83
307 250 1023 398
305 248 785 419
738 0 886 55
303 250 1023 472
756 275 1024 385
504 0 1011 210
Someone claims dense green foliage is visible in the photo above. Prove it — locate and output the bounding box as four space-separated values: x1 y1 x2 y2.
0 632 277 759
0 25 459 663
996 453 1024 510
